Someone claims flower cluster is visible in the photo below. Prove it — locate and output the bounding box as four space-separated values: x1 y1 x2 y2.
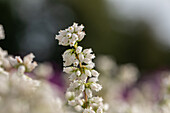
9 53 38 73
0 25 66 113
55 23 108 113
55 23 85 47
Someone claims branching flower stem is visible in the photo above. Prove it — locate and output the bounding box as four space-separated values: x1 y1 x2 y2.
74 44 88 109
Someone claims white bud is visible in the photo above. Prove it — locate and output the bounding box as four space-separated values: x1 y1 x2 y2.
103 104 109 111
86 88 92 98
8 56 18 66
73 59 79 66
0 25 5 40
71 54 76 61
72 33 78 41
68 100 76 106
88 77 98 83
84 108 95 113
97 107 103 113
63 67 73 74
86 54 95 59
63 60 72 66
86 62 95 69
59 30 67 35
55 35 62 40
73 23 78 28
85 69 92 77
76 70 81 76
90 83 102 92
75 24 84 32
78 31 85 41
78 53 84 62
76 99 84 106
91 70 100 77
69 73 77 81
83 48 92 54
84 58 92 64
17 65 26 75
75 105 83 112
65 91 74 100
61 37 69 45
81 73 87 82
76 46 83 54
15 56 23 63
79 84 85 92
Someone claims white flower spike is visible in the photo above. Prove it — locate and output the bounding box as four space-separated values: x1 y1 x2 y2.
55 23 108 113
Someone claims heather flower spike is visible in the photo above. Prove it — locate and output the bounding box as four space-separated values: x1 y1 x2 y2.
55 23 108 113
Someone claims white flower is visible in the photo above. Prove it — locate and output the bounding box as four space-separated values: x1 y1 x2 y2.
85 69 92 77
88 77 98 83
72 33 78 41
75 24 84 32
59 30 67 35
68 80 81 91
69 73 77 81
76 98 84 106
61 37 69 45
103 103 109 111
63 67 73 74
17 65 26 75
55 34 62 40
8 56 18 66
76 70 81 76
77 31 85 41
83 48 92 55
86 54 95 59
68 100 76 106
81 73 87 82
66 32 72 38
97 107 103 113
76 46 83 54
23 53 37 71
91 70 100 77
0 25 5 40
68 26 74 33
69 39 76 47
84 58 92 64
65 91 74 100
86 62 95 69
86 88 92 98
75 105 83 112
91 97 103 104
90 83 102 92
73 59 79 66
84 108 95 113
78 53 84 62
79 84 85 92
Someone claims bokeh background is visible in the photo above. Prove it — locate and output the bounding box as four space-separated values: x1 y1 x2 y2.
0 0 170 76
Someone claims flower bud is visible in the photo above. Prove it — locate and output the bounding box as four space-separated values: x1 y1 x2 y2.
85 69 92 77
86 88 92 98
78 53 84 62
75 105 82 112
76 46 83 54
91 70 100 77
